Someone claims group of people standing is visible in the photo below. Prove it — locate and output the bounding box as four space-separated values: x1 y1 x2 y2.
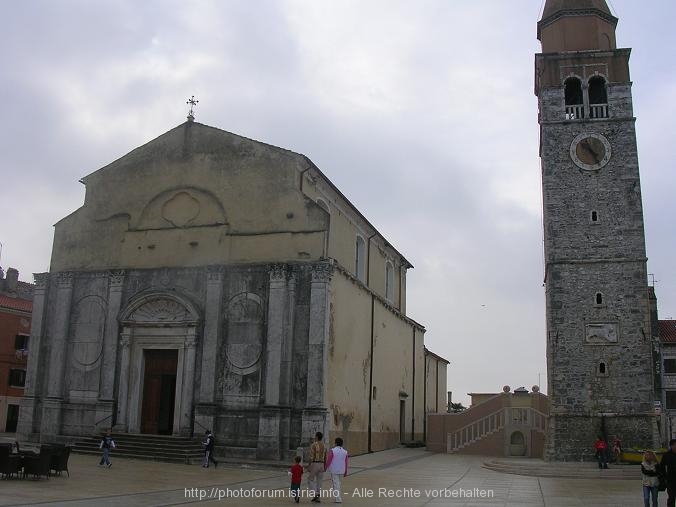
641 439 676 507
199 429 348 503
290 432 349 503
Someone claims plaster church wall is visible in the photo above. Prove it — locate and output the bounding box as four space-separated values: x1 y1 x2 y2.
18 120 441 461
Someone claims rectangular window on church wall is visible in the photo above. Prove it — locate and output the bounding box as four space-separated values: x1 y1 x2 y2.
666 391 676 410
665 359 676 375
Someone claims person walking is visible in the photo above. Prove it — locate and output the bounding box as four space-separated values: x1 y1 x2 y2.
661 439 676 507
99 431 116 468
612 436 623 463
641 450 660 507
593 436 608 469
307 431 326 503
202 430 218 468
289 455 304 503
325 438 348 504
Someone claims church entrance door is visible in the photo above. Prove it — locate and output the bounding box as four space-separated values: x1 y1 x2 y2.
140 349 178 435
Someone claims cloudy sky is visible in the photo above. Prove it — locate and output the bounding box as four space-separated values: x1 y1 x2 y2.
2 1 675 405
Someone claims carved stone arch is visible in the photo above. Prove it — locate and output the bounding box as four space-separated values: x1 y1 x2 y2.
120 290 201 327
561 72 584 86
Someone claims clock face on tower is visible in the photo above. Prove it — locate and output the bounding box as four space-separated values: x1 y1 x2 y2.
570 133 611 171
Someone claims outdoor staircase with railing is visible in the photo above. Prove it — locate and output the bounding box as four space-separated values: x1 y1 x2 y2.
442 393 548 456
448 408 506 453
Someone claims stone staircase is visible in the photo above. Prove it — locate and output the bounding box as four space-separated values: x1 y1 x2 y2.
482 459 639 479
71 433 205 464
448 408 506 453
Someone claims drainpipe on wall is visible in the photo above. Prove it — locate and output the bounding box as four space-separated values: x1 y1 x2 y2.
436 360 439 413
411 328 416 442
367 294 375 453
423 353 428 443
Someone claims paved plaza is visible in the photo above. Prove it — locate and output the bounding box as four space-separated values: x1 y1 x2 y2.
0 447 661 507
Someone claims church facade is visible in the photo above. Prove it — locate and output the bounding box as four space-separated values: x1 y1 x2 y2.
17 120 448 459
536 0 657 460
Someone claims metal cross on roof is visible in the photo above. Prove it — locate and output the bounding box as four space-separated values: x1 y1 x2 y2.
186 95 199 121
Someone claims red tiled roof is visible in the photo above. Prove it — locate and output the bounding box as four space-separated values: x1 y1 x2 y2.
660 320 676 343
0 295 32 313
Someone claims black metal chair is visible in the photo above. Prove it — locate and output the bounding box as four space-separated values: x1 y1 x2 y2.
45 444 63 470
0 444 21 479
50 446 71 477
15 440 37 457
22 447 52 480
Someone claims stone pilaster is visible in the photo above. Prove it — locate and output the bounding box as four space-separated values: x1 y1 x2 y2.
17 272 49 437
40 272 74 438
196 266 224 432
114 330 132 432
100 270 125 400
263 264 288 406
257 407 285 460
305 262 332 408
302 407 330 448
180 331 198 436
280 269 296 405
257 264 290 459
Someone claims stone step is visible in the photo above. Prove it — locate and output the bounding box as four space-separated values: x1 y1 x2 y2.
72 448 203 465
482 460 640 479
74 438 202 451
71 433 205 465
93 433 201 443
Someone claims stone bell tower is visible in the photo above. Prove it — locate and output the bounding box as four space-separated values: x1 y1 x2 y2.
535 0 657 460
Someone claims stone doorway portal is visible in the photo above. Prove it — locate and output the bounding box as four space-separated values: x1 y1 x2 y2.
116 291 200 437
141 349 178 434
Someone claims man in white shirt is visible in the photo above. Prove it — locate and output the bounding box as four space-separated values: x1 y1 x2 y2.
324 437 348 503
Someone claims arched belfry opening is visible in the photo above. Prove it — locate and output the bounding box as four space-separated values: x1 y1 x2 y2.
588 76 608 118
564 77 584 119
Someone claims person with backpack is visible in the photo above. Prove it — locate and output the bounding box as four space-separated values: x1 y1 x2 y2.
202 430 218 468
99 431 116 468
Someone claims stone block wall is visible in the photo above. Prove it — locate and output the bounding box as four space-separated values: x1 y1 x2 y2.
539 49 656 460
